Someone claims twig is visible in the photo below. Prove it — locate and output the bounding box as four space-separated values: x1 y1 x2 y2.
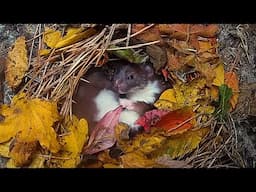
110 24 155 45
166 113 202 134
106 40 160 51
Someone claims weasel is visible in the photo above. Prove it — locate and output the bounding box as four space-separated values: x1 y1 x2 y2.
72 60 170 134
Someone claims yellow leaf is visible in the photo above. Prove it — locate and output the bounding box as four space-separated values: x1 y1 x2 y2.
50 116 89 168
0 140 11 158
119 128 166 155
28 154 45 168
54 28 97 49
39 49 52 56
6 159 16 168
159 89 177 103
195 62 215 85
209 86 219 101
212 62 224 86
5 36 28 88
154 78 207 111
196 105 215 114
121 151 156 168
56 152 81 168
0 92 60 154
43 27 62 48
153 127 210 159
154 99 176 111
61 116 88 154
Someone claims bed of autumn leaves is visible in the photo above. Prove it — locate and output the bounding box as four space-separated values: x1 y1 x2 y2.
0 24 239 168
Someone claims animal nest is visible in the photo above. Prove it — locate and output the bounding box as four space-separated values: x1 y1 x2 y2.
15 24 243 168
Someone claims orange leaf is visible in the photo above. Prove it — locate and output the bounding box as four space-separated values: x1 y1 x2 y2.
198 40 215 53
210 86 219 101
190 24 219 37
155 107 196 135
131 24 162 43
159 24 189 40
225 72 239 109
167 51 183 70
190 34 200 50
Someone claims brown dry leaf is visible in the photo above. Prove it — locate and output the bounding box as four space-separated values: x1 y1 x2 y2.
103 163 122 168
198 40 217 53
9 138 38 167
5 36 28 88
121 151 156 168
225 72 239 109
197 52 219 63
131 24 162 43
189 34 200 50
159 24 218 40
146 45 167 72
212 62 224 86
98 150 121 167
167 51 184 71
169 39 194 54
155 107 196 135
51 116 88 168
7 154 45 168
159 24 189 40
190 24 219 38
153 127 210 159
0 57 5 104
115 123 130 143
0 92 60 155
155 155 192 168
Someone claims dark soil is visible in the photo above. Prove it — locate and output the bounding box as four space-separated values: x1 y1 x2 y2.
0 24 255 168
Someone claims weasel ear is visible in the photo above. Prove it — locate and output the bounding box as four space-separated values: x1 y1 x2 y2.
143 64 154 77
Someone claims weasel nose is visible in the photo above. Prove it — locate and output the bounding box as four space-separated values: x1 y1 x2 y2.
115 79 121 88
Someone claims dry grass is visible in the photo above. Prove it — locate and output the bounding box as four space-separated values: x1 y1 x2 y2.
186 115 245 168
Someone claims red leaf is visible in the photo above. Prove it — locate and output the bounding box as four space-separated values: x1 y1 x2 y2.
83 106 123 155
155 107 195 135
161 68 169 81
135 109 169 132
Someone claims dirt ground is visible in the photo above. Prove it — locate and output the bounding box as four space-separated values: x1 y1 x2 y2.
0 24 255 168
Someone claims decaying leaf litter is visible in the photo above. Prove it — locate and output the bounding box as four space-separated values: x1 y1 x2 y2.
0 24 252 168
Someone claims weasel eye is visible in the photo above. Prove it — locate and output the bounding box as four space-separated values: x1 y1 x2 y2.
127 74 134 80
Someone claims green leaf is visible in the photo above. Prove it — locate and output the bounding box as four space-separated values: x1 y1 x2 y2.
215 84 233 120
108 45 147 64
